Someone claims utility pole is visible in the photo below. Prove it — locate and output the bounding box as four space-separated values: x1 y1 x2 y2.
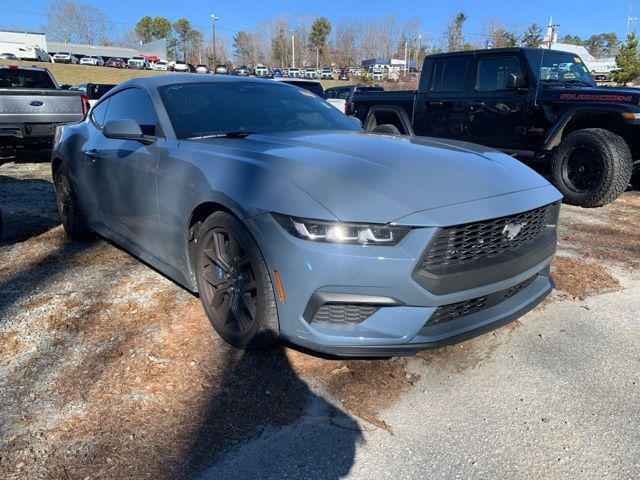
211 14 218 68
627 4 638 36
316 47 319 69
404 41 408 74
290 30 295 68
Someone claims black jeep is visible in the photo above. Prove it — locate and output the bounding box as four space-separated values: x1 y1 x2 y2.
352 47 640 207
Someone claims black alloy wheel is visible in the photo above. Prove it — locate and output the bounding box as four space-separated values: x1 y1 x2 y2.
194 211 279 349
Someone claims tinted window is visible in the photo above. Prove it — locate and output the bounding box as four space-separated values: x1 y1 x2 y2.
476 56 523 91
431 59 468 92
336 88 351 99
91 98 109 127
103 88 158 135
160 81 361 139
524 50 595 86
0 69 56 89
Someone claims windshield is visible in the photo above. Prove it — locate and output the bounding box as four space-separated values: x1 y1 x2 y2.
160 81 361 139
279 80 324 97
526 50 596 86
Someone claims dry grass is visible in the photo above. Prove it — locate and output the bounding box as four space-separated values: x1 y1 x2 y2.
551 255 620 300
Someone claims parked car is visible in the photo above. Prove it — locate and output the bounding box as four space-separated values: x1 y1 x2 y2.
254 65 270 77
105 57 127 68
173 62 190 73
52 52 78 64
338 68 349 81
153 60 169 71
273 68 283 77
52 75 561 356
272 77 325 97
16 45 51 62
304 67 318 79
195 64 210 74
287 67 301 78
0 52 18 60
235 65 252 76
371 69 384 81
215 64 228 74
69 82 115 106
352 47 640 207
0 65 87 151
325 84 384 115
128 56 150 70
79 55 104 67
320 67 333 80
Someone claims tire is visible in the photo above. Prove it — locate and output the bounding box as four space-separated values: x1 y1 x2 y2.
371 124 401 135
550 128 632 207
194 211 279 349
53 163 93 240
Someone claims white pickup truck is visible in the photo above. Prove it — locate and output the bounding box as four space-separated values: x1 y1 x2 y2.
0 65 87 150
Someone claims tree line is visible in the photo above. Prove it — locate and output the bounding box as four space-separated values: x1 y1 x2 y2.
41 0 626 69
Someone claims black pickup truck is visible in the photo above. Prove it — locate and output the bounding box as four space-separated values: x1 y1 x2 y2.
352 47 640 207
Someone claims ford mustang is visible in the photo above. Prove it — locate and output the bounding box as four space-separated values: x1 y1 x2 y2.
52 75 562 356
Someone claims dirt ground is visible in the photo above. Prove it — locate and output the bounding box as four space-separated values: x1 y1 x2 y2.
0 159 638 479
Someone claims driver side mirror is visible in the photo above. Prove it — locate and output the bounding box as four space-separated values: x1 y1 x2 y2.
507 72 527 89
103 119 155 144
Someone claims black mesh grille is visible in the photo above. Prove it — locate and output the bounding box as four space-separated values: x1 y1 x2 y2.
421 203 559 269
311 304 380 324
429 275 537 325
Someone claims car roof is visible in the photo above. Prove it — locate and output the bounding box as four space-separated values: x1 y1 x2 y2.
425 46 573 59
271 77 320 84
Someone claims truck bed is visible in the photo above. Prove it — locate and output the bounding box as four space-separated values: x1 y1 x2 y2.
0 89 85 125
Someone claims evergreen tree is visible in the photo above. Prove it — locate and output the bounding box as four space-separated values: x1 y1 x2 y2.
613 31 640 85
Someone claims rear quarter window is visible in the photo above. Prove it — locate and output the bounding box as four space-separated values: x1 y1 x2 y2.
430 59 468 92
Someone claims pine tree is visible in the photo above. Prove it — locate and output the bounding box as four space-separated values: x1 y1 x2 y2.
613 31 640 85
521 23 543 47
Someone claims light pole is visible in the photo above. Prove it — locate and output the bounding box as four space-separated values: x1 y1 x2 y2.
211 14 218 68
290 30 295 68
316 47 319 69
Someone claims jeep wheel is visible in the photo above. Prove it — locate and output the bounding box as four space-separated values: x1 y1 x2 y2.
194 211 279 349
371 124 401 135
550 128 632 207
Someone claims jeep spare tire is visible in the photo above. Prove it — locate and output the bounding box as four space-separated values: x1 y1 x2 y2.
550 128 632 207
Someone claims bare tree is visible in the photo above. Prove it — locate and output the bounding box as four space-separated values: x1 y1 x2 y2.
445 11 468 51
44 0 113 45
332 18 359 66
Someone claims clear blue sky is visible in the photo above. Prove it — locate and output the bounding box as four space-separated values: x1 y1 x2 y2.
1 0 637 42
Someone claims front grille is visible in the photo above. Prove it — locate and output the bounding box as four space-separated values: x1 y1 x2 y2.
311 304 380 324
428 275 537 325
421 202 559 269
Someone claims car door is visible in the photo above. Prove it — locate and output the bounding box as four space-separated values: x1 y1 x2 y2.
414 56 470 140
84 87 166 258
466 54 532 149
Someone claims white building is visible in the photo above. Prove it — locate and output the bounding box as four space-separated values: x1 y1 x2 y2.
0 29 48 55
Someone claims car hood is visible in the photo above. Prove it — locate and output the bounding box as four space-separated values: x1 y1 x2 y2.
194 131 552 224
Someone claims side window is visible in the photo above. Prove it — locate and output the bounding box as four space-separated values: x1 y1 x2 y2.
103 88 158 135
325 89 336 99
431 59 468 92
90 98 109 128
337 88 351 99
476 56 523 92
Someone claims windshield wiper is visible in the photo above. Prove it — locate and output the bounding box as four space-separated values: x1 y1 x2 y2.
188 130 256 140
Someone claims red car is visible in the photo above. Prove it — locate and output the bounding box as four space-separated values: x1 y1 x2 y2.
105 57 126 68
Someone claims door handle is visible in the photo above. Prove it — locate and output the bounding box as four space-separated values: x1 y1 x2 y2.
469 101 486 107
426 101 444 106
83 148 101 160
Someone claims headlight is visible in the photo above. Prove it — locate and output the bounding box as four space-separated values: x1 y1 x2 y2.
272 214 410 245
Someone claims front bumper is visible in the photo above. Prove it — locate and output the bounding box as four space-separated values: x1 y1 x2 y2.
247 197 558 356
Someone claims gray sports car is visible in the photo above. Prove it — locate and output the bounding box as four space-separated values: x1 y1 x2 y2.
52 74 562 356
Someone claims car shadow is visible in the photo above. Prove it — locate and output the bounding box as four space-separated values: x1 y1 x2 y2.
0 174 59 246
187 345 363 480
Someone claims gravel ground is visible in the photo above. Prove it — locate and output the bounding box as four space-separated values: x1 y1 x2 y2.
0 159 638 479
